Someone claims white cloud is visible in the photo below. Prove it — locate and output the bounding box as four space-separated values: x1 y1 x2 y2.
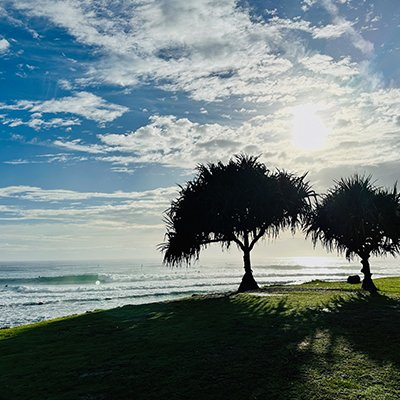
97 115 252 167
4 159 30 165
301 0 317 11
0 5 40 38
53 139 106 154
2 4 396 191
318 0 374 55
98 155 139 165
8 0 368 104
27 117 80 129
54 113 294 168
58 79 73 90
0 185 176 203
359 89 400 124
6 0 377 110
1 92 128 123
0 38 10 53
111 167 135 174
50 105 400 186
300 55 358 79
4 153 88 165
313 20 353 39
1 115 81 130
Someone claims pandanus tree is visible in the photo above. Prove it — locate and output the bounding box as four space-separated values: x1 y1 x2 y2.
160 155 314 292
306 175 400 293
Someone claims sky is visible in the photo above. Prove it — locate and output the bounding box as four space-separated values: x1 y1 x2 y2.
0 0 399 262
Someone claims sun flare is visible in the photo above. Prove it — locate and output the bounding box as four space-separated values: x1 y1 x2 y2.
291 104 330 150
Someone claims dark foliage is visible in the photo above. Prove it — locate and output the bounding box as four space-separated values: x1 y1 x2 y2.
306 175 400 291
160 154 314 290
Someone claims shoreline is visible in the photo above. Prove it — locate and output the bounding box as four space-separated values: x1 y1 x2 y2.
3 276 398 330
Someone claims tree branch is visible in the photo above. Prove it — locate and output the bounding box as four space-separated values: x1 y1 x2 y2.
249 227 266 251
231 234 245 251
198 236 244 249
198 238 224 246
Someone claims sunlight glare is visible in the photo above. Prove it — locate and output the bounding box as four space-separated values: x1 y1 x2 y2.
291 104 330 150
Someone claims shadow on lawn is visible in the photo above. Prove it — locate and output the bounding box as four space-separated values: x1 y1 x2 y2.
315 293 400 366
1 293 400 400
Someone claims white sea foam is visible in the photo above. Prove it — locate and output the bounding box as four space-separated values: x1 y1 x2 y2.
0 257 398 327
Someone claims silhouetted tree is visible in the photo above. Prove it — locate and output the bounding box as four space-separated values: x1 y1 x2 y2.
306 175 400 293
160 155 313 292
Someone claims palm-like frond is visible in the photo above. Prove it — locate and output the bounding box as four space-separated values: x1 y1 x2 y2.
275 170 315 232
375 184 400 254
306 175 400 259
161 154 313 266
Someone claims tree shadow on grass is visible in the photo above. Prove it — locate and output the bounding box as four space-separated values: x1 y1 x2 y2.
1 293 400 400
0 296 316 400
285 292 400 399
316 293 400 366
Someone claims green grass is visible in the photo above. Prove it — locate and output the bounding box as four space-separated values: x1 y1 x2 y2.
297 277 400 293
1 278 400 399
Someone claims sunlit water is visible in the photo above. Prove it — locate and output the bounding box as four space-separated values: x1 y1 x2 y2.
1 257 399 327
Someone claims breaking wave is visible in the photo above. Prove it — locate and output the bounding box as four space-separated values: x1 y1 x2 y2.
0 274 112 286
1 257 398 327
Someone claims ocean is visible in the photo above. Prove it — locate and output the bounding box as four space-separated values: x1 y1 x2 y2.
1 256 398 328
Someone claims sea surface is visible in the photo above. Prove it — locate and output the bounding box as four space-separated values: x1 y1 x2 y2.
1 256 399 327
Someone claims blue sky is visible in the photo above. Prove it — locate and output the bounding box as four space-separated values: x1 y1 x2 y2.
0 0 399 261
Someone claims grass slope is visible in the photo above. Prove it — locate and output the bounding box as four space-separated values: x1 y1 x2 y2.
1 278 400 400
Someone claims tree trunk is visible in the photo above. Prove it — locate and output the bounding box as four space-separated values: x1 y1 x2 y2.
360 257 378 293
238 248 259 292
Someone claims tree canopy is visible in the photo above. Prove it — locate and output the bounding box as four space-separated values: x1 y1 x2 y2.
161 155 314 291
306 175 400 292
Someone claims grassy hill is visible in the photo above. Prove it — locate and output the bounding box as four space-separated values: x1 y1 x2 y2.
1 278 400 400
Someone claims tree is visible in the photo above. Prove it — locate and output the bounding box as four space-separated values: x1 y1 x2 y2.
160 155 313 292
306 175 400 293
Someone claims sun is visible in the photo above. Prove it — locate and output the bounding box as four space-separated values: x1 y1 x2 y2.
291 104 330 150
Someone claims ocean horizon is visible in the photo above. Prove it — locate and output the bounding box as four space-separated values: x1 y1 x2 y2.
1 256 399 328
